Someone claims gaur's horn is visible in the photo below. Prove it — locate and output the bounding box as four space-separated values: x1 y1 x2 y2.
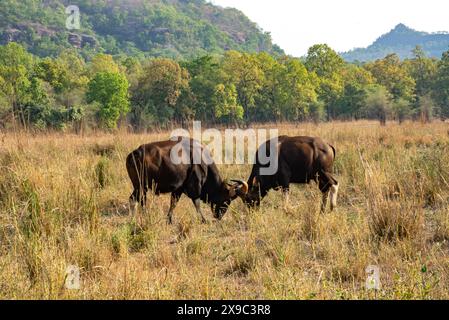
231 179 249 194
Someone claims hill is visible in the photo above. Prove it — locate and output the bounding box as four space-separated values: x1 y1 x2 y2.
0 0 284 59
342 23 449 62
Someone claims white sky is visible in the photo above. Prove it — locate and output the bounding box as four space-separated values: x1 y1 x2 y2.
209 0 449 57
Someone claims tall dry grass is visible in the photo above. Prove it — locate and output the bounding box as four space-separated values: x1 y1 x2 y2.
0 121 449 299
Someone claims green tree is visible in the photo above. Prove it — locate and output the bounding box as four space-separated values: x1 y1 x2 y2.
86 72 130 129
418 94 436 123
0 75 8 126
362 85 392 125
404 47 438 119
433 50 449 118
21 77 55 130
89 54 122 75
221 51 263 123
253 54 318 122
308 101 326 124
405 46 437 97
335 64 374 119
120 56 143 91
275 57 318 121
54 50 89 113
365 54 416 102
305 44 345 120
131 58 190 128
183 55 222 123
35 57 70 94
392 98 412 124
57 50 89 90
213 83 244 125
0 43 34 128
253 52 281 121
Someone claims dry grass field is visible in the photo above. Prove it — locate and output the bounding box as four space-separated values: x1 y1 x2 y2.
1 121 449 300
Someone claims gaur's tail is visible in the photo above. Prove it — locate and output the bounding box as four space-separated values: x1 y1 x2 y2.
126 147 145 190
330 144 336 160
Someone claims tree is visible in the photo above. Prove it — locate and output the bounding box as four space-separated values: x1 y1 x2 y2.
183 55 222 123
392 98 412 124
308 101 326 124
53 50 90 113
274 57 318 121
418 94 436 123
35 57 70 94
305 44 345 78
212 83 243 125
89 54 122 75
253 52 282 121
86 72 130 129
131 58 190 128
0 75 8 126
335 64 374 119
365 54 415 102
57 50 89 90
305 44 345 120
402 46 438 120
221 51 263 123
405 46 437 97
23 77 54 128
253 54 318 122
0 43 34 128
433 50 449 119
120 56 143 90
362 85 392 125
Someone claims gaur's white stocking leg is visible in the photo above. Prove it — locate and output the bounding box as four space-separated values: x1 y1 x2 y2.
329 182 339 211
129 189 140 215
129 197 139 215
319 171 339 213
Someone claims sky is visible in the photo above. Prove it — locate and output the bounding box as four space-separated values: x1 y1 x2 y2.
209 0 449 57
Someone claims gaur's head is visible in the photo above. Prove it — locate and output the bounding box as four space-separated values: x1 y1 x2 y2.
212 180 248 220
243 176 263 208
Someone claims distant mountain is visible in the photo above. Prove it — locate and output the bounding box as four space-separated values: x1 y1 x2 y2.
0 0 284 59
341 24 449 62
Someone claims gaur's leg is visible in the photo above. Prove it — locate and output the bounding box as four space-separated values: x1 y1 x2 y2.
127 152 148 214
257 189 269 209
278 165 291 211
141 187 148 207
329 182 339 211
129 187 148 214
192 198 207 224
167 192 182 224
129 190 139 215
318 171 339 213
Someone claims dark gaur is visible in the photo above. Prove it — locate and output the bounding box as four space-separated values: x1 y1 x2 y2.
126 137 248 224
243 136 339 213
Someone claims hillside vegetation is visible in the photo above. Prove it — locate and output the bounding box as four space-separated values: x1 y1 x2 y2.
0 0 283 59
1 41 449 132
342 24 449 62
3 4 449 133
